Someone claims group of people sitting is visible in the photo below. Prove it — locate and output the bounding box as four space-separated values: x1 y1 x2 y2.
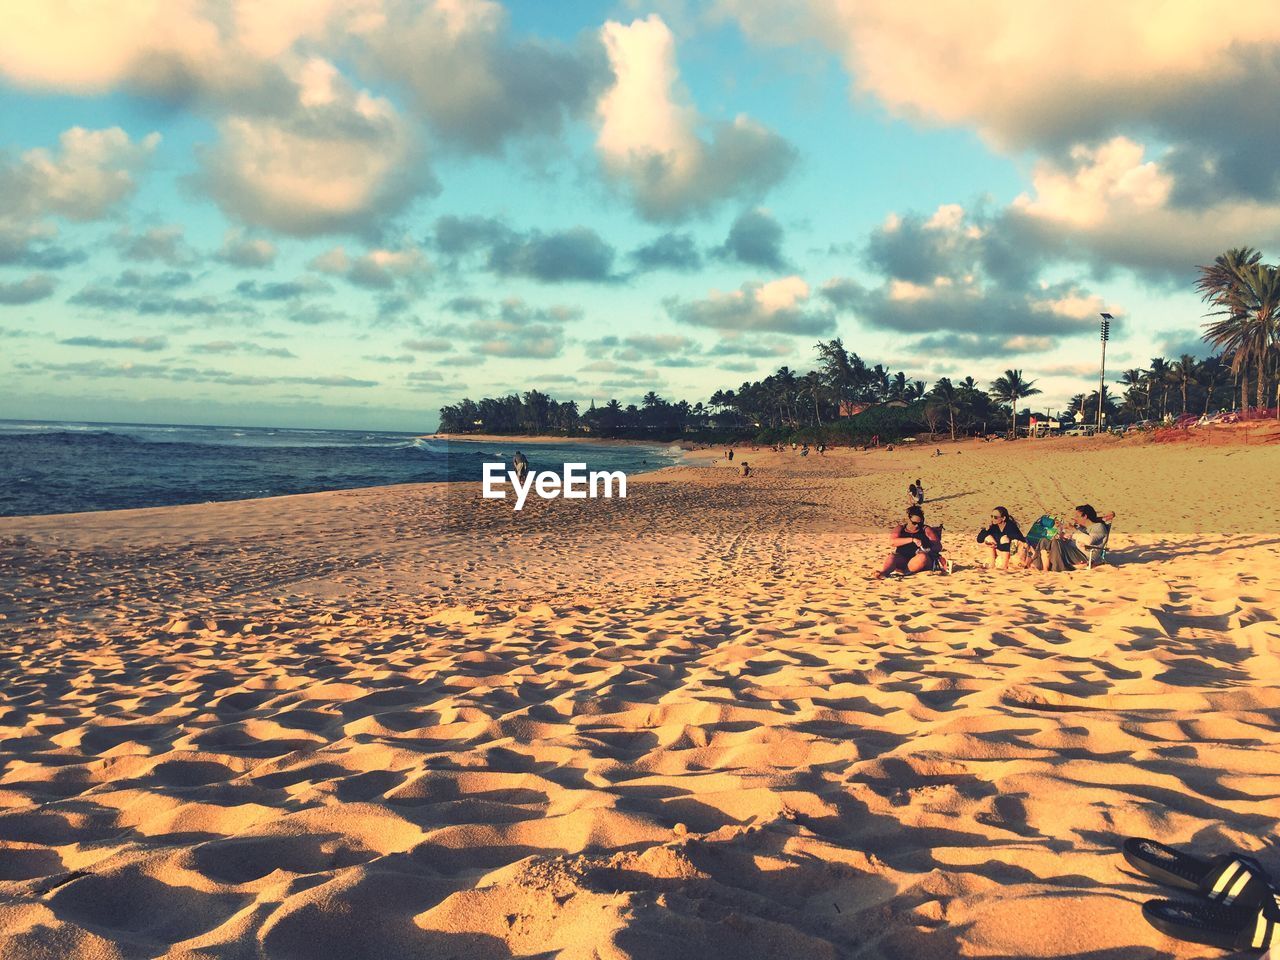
875 503 1115 578
977 504 1114 571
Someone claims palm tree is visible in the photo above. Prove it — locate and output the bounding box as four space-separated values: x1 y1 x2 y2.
870 365 890 401
889 371 908 401
1202 261 1280 410
928 377 962 440
989 369 1042 438
1118 368 1147 417
1146 357 1173 420
774 366 799 426
1171 354 1200 416
1198 355 1224 416
1197 247 1277 410
1077 386 1117 426
815 338 865 411
801 370 826 426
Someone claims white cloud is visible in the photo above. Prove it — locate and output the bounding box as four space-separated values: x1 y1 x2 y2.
1010 138 1280 277
1014 138 1172 228
667 276 833 334
353 0 602 152
716 1 1280 149
198 58 431 236
718 1 1280 275
0 2 225 93
116 224 194 266
596 15 794 220
215 229 278 268
310 245 433 289
0 274 56 305
1 127 159 223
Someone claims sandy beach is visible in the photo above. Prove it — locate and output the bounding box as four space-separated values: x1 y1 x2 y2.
2 434 1279 959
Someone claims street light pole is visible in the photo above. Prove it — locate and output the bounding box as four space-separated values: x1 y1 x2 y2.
1098 313 1112 433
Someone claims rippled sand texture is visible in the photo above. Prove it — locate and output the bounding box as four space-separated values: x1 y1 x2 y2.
1 436 1278 959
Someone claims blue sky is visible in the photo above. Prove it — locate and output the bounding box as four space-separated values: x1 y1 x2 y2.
2 1 1275 430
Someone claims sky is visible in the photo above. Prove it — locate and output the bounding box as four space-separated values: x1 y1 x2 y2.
3 0 1279 431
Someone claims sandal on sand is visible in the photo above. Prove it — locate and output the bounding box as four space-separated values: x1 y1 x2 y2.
1123 837 1275 909
1143 896 1280 952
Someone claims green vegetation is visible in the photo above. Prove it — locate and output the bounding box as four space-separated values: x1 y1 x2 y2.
439 248 1280 442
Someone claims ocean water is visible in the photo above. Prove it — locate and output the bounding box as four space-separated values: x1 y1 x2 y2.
0 420 682 517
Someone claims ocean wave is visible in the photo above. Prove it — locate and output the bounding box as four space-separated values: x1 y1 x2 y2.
0 428 140 445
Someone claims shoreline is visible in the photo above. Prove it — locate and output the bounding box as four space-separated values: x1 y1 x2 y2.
3 428 1272 523
0 448 690 523
422 432 697 449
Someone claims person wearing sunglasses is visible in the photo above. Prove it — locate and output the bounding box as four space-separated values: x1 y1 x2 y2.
875 505 941 578
976 506 1025 570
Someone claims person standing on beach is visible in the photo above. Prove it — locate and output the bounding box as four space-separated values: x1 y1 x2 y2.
512 451 529 483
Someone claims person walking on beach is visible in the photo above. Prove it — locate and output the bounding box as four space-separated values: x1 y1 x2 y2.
512 451 529 483
977 506 1025 570
875 505 940 578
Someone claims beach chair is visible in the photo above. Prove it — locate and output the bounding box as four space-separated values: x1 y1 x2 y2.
1085 522 1113 569
928 524 954 575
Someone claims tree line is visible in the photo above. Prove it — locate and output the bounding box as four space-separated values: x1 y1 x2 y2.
437 247 1280 442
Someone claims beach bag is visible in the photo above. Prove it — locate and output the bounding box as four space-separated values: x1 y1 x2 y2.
926 525 953 574
1025 514 1056 545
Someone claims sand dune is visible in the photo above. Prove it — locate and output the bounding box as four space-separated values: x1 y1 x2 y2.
1 436 1278 958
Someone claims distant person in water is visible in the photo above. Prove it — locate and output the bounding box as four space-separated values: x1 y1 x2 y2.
876 505 940 578
512 451 529 483
977 506 1025 570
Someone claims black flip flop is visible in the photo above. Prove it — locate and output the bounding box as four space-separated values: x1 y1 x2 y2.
1143 896 1280 952
1123 837 1274 909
